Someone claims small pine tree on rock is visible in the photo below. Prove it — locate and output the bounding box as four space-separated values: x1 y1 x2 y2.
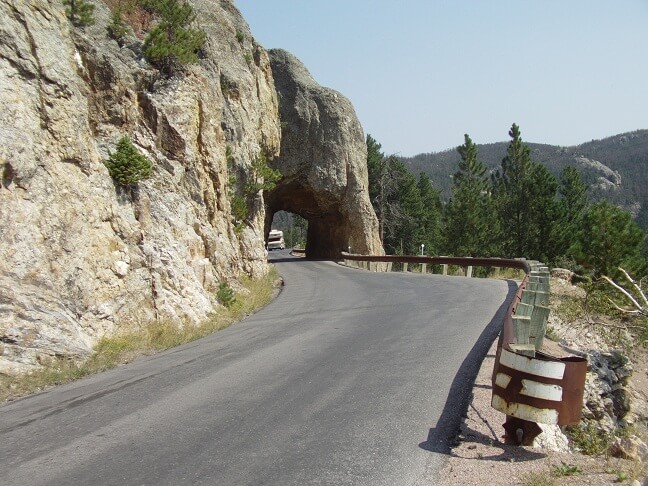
143 0 206 75
63 0 95 27
105 136 153 186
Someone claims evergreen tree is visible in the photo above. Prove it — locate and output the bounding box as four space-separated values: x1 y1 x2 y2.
444 134 498 257
366 136 405 247
366 134 384 207
416 173 443 255
550 166 588 263
143 0 206 75
107 8 129 44
573 201 646 277
492 124 557 260
391 168 424 255
63 0 95 27
527 162 558 261
105 136 153 186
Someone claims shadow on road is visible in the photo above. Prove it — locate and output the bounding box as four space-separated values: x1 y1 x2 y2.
418 279 522 456
267 256 307 263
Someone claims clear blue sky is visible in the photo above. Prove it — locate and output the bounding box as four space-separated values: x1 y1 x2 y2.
235 1 648 157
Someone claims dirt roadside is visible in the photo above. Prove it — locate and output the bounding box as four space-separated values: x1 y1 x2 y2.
437 285 648 486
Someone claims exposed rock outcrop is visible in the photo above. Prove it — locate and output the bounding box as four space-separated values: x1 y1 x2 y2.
266 49 382 258
0 0 384 374
0 0 281 373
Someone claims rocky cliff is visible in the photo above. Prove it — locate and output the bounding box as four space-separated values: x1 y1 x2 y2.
0 0 381 374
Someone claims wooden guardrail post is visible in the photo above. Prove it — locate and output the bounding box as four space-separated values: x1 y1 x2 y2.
530 305 550 350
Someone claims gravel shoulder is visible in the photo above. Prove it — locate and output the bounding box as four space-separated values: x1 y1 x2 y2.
439 340 646 485
438 277 648 485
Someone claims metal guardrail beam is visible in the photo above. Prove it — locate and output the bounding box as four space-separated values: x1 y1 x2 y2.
340 252 587 445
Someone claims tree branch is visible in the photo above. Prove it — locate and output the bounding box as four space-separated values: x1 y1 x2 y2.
602 274 647 316
618 267 648 308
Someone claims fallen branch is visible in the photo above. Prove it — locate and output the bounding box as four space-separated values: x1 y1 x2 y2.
601 268 648 318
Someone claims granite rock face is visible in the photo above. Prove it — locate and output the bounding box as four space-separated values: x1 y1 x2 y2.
266 49 382 258
0 1 384 375
0 0 281 373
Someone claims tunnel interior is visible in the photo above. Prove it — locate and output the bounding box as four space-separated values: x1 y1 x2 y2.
265 181 350 259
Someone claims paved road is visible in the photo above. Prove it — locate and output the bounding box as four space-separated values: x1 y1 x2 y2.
0 251 514 485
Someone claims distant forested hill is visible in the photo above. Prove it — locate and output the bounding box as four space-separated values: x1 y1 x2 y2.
399 129 648 229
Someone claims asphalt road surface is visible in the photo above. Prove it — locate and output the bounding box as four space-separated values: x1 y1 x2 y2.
1 251 515 485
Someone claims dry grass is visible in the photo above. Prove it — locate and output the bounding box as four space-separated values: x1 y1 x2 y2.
0 268 280 403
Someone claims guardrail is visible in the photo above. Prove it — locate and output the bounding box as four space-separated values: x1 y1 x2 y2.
340 252 587 445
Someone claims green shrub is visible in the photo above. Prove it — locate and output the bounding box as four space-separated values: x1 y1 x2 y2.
230 194 248 225
245 154 281 194
236 30 244 43
216 282 236 308
63 0 95 27
107 9 129 44
142 0 206 75
566 421 612 455
105 136 153 186
552 462 582 477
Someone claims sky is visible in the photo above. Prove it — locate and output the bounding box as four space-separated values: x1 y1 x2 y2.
235 0 648 157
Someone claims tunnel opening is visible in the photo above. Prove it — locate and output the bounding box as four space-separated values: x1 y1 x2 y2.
268 211 307 251
264 180 351 259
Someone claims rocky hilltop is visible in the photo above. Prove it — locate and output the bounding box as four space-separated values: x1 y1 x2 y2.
0 0 380 373
401 130 648 230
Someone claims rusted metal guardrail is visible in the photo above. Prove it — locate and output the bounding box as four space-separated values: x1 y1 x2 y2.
340 252 587 445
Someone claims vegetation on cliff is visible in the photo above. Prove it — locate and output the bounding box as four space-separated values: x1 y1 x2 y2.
104 136 153 186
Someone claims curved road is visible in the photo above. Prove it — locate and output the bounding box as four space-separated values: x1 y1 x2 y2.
1 251 514 485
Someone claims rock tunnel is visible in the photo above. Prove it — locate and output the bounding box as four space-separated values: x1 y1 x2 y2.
265 182 350 259
266 49 382 259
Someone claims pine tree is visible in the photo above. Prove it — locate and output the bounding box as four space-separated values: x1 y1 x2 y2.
105 136 153 186
492 124 534 257
527 163 558 261
573 201 646 277
444 134 497 257
63 0 95 27
550 166 588 263
392 169 424 255
143 0 206 75
366 134 384 206
492 124 557 260
416 173 443 255
366 135 402 246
